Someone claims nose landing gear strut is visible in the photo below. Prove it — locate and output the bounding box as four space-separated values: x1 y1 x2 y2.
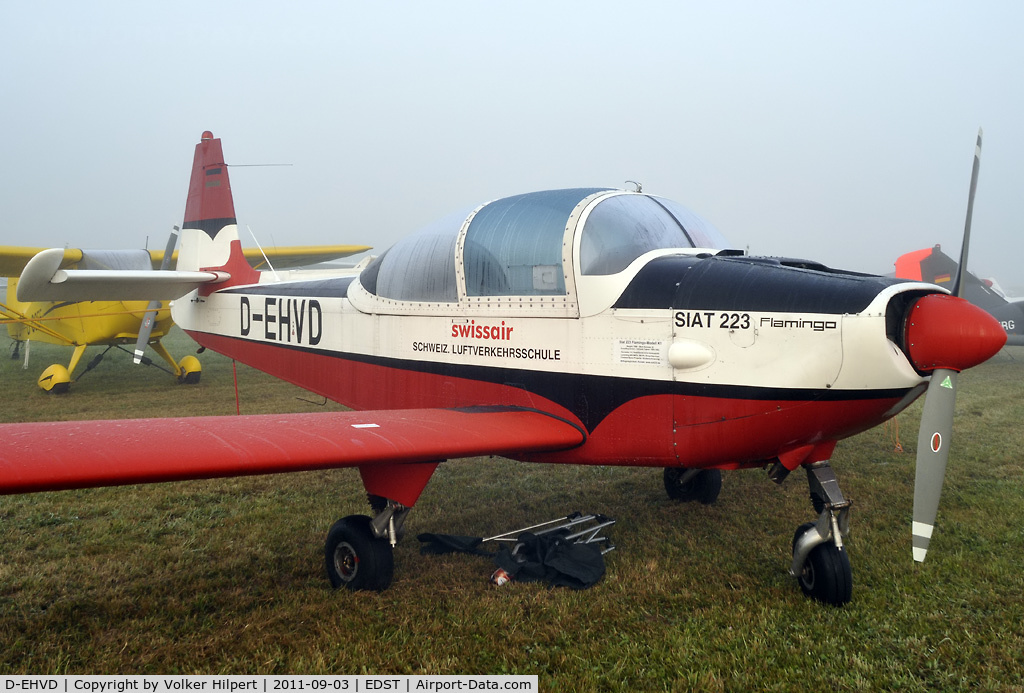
790 462 853 606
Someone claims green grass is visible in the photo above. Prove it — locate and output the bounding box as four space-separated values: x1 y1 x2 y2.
1 330 1023 690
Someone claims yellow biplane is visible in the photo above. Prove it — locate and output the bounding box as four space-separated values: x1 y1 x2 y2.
2 240 369 392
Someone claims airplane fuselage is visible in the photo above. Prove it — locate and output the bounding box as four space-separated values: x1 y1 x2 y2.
174 251 934 473
4 280 174 348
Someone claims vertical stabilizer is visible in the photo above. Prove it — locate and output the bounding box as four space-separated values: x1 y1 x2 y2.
184 131 236 236
177 131 259 291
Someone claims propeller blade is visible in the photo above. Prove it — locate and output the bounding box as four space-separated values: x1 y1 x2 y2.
133 228 180 365
912 129 987 561
156 227 180 272
912 368 958 562
950 128 982 298
133 299 162 364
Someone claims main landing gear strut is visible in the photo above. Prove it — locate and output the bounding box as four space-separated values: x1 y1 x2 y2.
324 496 408 592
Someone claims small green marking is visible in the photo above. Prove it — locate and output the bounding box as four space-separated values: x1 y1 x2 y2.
941 375 954 389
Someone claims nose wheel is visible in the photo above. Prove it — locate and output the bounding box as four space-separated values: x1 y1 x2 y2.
792 522 852 605
789 462 853 606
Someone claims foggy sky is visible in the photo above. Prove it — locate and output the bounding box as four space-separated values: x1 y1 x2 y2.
2 2 1022 287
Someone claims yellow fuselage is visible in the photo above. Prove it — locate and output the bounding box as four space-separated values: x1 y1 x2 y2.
4 278 174 347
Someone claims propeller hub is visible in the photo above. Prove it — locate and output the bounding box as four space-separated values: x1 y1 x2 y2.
905 293 1006 373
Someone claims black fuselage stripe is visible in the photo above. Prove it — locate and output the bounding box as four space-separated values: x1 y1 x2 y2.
200 332 912 431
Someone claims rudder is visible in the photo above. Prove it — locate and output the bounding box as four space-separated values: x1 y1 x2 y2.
176 131 259 291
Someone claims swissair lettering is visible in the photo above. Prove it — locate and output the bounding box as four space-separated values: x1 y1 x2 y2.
451 320 514 340
414 320 559 361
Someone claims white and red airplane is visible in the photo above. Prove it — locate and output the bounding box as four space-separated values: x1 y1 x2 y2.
3 130 1004 606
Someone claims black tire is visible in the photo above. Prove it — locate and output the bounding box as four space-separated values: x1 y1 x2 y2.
663 468 722 505
794 538 852 606
325 515 394 592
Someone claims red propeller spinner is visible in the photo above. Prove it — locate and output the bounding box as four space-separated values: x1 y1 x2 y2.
905 292 1006 373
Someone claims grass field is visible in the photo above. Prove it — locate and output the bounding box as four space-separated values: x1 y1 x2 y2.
1 329 1022 690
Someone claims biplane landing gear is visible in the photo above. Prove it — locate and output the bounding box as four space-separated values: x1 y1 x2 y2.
324 498 409 592
37 363 71 394
663 468 721 504
790 462 853 606
177 354 202 384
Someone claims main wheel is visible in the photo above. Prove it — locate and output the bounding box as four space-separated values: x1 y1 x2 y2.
663 468 722 505
793 530 852 606
325 515 394 592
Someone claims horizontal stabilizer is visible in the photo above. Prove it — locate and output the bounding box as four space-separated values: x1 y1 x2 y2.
0 406 585 495
16 247 228 302
0 244 371 278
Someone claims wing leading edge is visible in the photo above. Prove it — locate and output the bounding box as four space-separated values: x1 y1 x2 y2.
0 407 585 501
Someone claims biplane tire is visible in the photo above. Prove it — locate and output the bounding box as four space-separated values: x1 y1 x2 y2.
178 355 202 385
663 468 722 505
792 525 852 607
325 515 394 592
38 364 71 394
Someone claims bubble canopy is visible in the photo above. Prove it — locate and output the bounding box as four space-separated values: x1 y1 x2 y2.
357 188 727 304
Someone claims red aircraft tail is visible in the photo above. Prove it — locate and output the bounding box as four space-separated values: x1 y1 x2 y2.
177 131 259 292
894 245 955 286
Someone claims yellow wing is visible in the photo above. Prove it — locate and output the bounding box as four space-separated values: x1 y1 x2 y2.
0 247 83 277
242 245 372 269
150 245 372 270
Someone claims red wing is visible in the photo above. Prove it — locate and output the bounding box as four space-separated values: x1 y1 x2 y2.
0 406 585 495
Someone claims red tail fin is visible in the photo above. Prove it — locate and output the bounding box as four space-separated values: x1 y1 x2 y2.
894 248 930 281
177 131 259 291
894 245 957 286
183 131 237 237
